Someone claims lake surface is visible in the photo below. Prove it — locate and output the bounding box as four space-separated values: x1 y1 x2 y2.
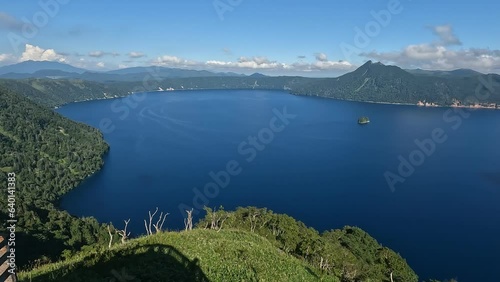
58 90 500 282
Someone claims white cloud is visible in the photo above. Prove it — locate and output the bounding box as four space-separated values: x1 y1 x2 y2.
236 56 282 69
431 24 462 46
89 51 119 58
206 56 287 70
289 60 353 73
0 53 15 62
404 44 447 60
153 55 197 67
363 47 500 73
128 52 145 59
19 44 66 62
152 53 354 75
96 62 105 68
315 53 328 62
313 60 353 70
89 51 104 58
292 53 353 71
360 25 500 73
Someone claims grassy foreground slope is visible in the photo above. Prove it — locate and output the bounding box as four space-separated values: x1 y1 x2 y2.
19 206 419 282
20 229 338 282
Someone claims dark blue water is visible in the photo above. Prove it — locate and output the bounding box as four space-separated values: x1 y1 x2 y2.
58 90 500 282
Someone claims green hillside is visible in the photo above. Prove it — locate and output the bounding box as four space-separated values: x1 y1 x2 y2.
0 86 111 267
18 225 415 281
19 229 338 282
16 206 420 282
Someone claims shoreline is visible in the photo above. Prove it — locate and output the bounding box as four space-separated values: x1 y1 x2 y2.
53 87 500 112
294 93 500 111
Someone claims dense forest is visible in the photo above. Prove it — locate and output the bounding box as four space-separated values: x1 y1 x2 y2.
0 79 129 108
0 86 110 267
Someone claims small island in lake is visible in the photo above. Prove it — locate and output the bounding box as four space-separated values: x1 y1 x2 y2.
358 116 370 124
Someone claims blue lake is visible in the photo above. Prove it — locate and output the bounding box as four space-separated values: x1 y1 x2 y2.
58 90 500 282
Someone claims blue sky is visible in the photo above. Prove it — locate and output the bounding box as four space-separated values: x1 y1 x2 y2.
1 0 499 76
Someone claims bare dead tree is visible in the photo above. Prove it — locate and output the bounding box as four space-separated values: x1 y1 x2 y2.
382 248 395 282
319 257 333 273
216 213 229 233
210 210 216 229
341 263 358 282
144 219 150 236
270 222 284 236
208 207 229 232
184 209 194 231
144 207 158 235
116 219 131 244
249 212 259 232
144 207 169 235
259 216 271 229
107 225 114 249
153 211 169 233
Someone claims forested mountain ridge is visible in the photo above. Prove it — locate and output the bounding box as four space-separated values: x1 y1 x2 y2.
0 60 244 80
2 61 500 111
0 77 312 108
406 68 483 78
291 61 500 107
0 78 129 107
0 86 111 267
0 60 87 75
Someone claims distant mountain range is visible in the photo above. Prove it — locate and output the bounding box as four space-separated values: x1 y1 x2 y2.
0 60 489 80
405 68 484 78
0 61 252 82
0 60 87 75
1 60 499 109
